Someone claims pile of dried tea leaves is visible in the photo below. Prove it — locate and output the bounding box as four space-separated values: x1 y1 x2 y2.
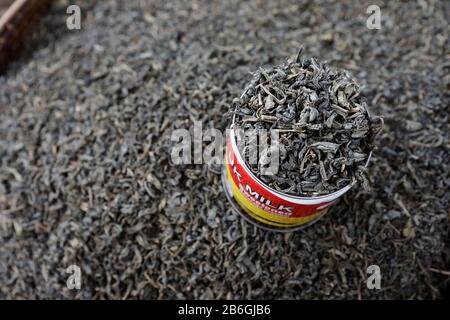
0 0 448 300
233 53 383 196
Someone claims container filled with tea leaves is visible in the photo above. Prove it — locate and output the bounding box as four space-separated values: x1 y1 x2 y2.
223 51 383 232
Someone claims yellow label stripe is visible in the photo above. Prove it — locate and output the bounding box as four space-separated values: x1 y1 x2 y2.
226 164 324 227
233 191 294 227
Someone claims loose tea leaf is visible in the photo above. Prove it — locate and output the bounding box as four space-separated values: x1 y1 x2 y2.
233 54 383 195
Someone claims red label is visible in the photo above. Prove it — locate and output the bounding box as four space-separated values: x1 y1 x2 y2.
226 137 334 218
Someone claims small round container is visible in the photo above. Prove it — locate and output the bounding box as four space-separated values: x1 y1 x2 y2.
222 127 368 232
